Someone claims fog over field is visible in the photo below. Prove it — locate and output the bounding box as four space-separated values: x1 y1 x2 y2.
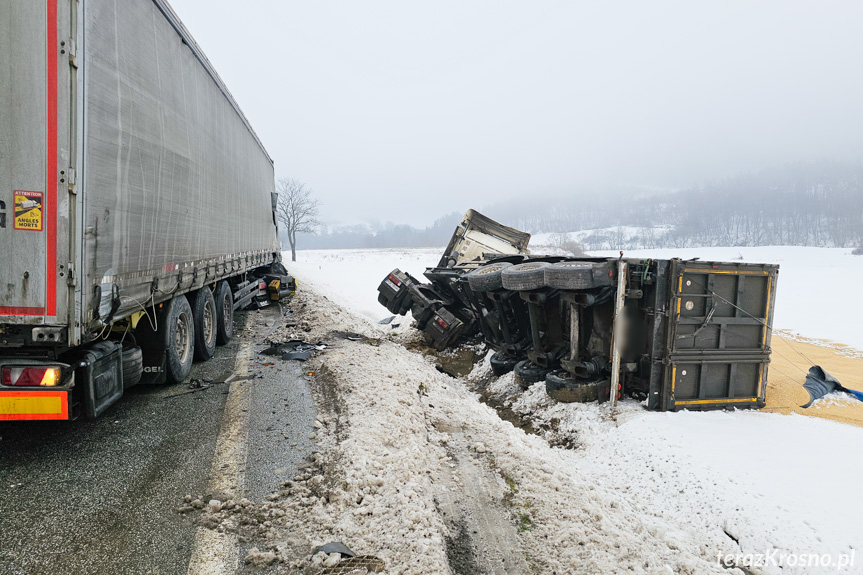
168 1 863 230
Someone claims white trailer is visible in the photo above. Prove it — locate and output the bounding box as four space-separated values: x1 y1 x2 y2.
0 0 285 420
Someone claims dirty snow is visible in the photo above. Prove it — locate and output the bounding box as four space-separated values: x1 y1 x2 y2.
246 287 739 574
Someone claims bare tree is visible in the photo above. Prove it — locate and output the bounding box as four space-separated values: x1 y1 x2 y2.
276 178 320 262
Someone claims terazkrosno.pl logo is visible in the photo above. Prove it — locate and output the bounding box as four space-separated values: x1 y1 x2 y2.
717 549 856 571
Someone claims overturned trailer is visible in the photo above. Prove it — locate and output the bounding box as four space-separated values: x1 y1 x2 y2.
378 211 779 412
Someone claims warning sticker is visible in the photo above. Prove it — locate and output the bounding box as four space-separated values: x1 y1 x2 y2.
13 190 43 231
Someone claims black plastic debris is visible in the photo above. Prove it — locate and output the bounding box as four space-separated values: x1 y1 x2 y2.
379 315 397 325
260 340 327 362
801 365 863 407
314 542 356 557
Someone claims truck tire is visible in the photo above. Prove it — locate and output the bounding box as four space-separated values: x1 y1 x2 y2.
190 288 217 361
121 343 143 388
490 351 519 376
214 281 234 345
466 262 513 292
544 261 596 290
545 370 608 403
501 262 551 291
165 295 195 384
514 359 550 386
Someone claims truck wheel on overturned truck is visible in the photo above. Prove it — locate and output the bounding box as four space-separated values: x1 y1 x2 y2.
190 288 217 361
501 262 551 291
544 261 596 290
545 370 610 403
514 359 551 386
214 280 234 345
490 351 519 376
465 262 513 292
165 295 195 383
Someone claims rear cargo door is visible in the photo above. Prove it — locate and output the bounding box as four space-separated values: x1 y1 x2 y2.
662 260 779 411
0 0 72 327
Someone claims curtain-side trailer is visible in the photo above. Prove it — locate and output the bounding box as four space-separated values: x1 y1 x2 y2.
0 0 285 420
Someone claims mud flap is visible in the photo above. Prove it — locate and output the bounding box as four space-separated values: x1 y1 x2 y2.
74 341 124 419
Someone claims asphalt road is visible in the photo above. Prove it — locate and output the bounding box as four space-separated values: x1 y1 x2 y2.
0 304 315 575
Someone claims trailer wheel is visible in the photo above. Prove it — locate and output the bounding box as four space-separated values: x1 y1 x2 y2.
514 359 550 386
190 288 217 361
165 295 195 383
121 343 143 388
544 261 597 290
466 262 514 292
214 281 234 345
545 370 608 403
501 262 551 291
490 351 519 376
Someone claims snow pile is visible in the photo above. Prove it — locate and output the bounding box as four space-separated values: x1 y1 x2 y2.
254 287 741 573
472 381 863 574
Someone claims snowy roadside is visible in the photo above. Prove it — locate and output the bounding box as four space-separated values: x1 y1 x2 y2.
194 283 752 574
476 365 863 575
274 247 863 575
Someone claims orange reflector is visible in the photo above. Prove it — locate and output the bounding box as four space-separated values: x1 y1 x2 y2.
0 390 69 420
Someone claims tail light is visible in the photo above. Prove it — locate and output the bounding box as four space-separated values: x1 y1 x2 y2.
387 274 402 286
1 366 63 387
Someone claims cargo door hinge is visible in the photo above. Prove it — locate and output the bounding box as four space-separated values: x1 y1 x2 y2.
67 168 77 194
67 39 78 68
66 263 77 287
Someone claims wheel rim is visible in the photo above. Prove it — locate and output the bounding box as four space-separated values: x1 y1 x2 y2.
222 292 232 333
176 311 191 363
203 299 215 345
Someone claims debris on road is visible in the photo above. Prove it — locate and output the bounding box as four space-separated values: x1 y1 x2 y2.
260 339 328 362
314 541 357 557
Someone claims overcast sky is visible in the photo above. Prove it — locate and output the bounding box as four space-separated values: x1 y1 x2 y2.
168 0 863 227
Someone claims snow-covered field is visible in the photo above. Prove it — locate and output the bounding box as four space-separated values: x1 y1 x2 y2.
285 246 863 574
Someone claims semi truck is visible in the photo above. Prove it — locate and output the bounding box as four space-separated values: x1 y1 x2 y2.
0 0 290 420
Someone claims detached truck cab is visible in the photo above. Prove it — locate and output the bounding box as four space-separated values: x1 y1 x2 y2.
1 0 287 420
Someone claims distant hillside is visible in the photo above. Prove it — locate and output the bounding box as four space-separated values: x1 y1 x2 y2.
489 161 863 250
294 212 461 250
294 161 863 251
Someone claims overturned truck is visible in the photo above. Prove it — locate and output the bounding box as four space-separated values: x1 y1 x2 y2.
378 211 779 412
